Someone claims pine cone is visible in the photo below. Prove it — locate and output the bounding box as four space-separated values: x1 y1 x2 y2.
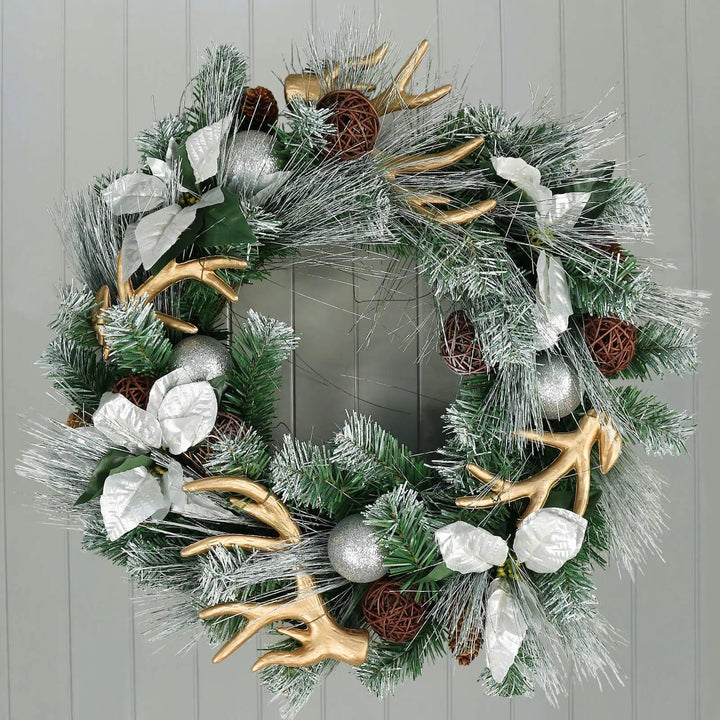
448 614 483 666
237 86 279 132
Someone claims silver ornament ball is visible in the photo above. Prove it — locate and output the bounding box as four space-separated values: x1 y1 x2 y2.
224 130 282 196
536 353 582 420
168 336 233 382
327 514 387 584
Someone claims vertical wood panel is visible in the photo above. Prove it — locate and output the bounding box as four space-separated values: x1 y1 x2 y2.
624 3 696 720
438 3 511 718
500 4 568 719
63 3 135 719
560 3 633 718
689 0 720 716
125 3 198 718
186 8 259 720
2 1 70 719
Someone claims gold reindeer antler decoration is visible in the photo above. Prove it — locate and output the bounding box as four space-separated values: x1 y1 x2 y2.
456 410 622 523
92 252 248 356
180 477 370 669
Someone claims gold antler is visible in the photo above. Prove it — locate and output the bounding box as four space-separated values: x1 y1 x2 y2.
371 39 451 115
180 477 370 669
456 410 622 522
383 137 497 225
284 43 390 103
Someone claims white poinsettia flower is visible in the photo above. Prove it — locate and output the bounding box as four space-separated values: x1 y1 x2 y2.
92 369 218 456
435 521 509 574
484 578 528 683
513 507 587 573
534 250 573 351
103 117 233 281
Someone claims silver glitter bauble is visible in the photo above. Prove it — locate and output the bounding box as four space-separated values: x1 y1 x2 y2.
537 353 583 420
224 130 282 196
327 514 387 584
168 336 233 383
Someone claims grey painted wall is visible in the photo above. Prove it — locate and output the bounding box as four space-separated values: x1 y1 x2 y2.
1 1 719 719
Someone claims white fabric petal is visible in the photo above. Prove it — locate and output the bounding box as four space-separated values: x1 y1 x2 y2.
100 466 167 541
147 372 218 455
186 116 233 183
534 250 573 351
536 191 591 232
120 223 143 283
166 138 179 163
92 392 163 453
484 579 528 683
102 172 169 215
435 521 509 574
491 156 551 206
134 203 197 270
147 157 175 185
162 459 235 521
514 507 588 573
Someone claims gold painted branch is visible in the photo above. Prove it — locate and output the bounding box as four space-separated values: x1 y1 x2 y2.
180 476 369 669
456 410 622 522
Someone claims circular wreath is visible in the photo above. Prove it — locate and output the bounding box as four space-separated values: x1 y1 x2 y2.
18 30 705 718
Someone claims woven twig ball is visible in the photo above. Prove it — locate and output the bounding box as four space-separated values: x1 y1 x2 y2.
438 310 487 376
582 315 637 376
316 89 380 160
362 579 427 643
110 375 155 409
448 614 483 666
184 411 247 469
237 86 279 132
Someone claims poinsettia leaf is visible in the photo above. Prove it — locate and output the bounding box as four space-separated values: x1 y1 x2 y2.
75 449 132 505
148 216 202 275
101 173 168 215
185 117 232 183
195 187 255 250
99 466 168 541
416 562 455 584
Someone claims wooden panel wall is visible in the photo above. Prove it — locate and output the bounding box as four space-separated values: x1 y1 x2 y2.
1 1 718 718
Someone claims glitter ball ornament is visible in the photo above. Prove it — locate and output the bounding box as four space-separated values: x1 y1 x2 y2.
237 86 279 132
168 336 232 383
362 579 427 643
316 89 381 161
110 374 155 410
582 315 637 376
224 130 282 196
536 353 582 420
327 514 387 584
438 310 487 376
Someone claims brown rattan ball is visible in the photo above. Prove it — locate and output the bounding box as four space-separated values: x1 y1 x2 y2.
582 315 638 376
448 615 483 666
438 310 487 376
110 375 155 410
67 411 91 429
317 89 380 160
237 86 279 132
362 580 427 643
183 411 247 469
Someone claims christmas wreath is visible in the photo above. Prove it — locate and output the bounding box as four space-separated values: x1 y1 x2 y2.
19 29 706 717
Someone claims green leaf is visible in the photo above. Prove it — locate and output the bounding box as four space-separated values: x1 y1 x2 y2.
107 454 155 476
177 143 197 189
75 449 133 505
195 187 255 250
416 562 454 585
545 484 603 516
